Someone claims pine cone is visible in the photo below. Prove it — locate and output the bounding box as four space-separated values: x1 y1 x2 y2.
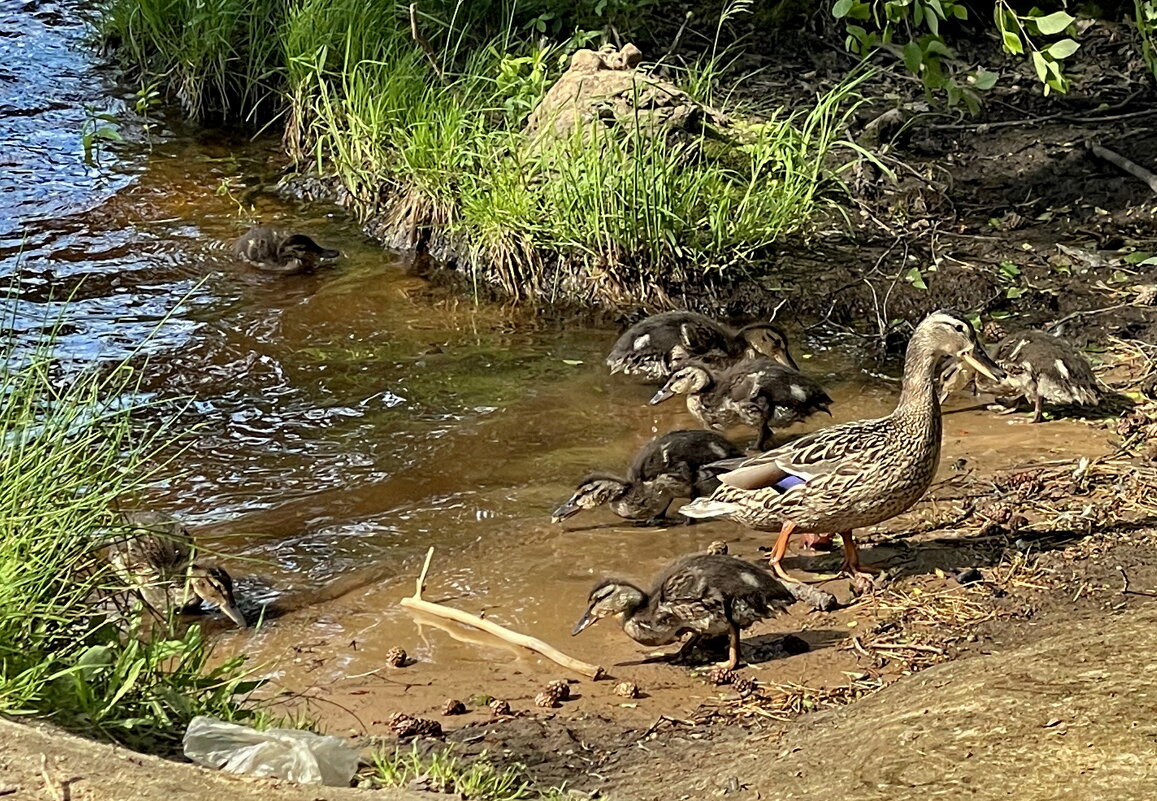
706 541 728 555
1135 284 1157 307
731 676 757 697
704 667 737 686
386 712 442 738
384 647 407 667
441 699 466 716
534 691 560 708
488 698 512 716
544 679 571 701
982 320 1008 342
613 681 639 698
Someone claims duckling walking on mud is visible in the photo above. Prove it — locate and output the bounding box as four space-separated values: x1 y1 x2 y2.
552 430 743 525
606 310 799 381
107 512 246 627
942 323 1101 423
681 310 1005 592
572 554 794 669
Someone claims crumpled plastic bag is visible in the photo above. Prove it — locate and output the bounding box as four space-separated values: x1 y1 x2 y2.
182 715 359 786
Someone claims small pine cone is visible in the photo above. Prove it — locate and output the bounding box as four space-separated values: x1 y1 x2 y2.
414 717 443 737
384 647 407 667
706 541 728 555
982 321 1007 342
386 712 418 737
705 667 737 686
613 681 639 699
441 698 466 716
996 471 1044 494
488 698 512 716
386 712 442 738
534 691 560 708
731 676 757 697
544 679 571 701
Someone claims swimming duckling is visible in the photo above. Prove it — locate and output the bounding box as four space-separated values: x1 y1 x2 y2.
606 311 798 381
552 430 743 525
941 324 1101 423
572 553 794 669
107 512 246 627
650 357 832 450
233 225 340 275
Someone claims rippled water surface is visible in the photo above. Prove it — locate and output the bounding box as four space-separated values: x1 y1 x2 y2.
3 1 1115 724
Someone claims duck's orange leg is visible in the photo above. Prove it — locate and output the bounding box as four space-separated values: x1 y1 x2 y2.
839 531 880 593
767 521 796 582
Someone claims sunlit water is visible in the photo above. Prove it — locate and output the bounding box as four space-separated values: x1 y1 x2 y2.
2 1 1114 724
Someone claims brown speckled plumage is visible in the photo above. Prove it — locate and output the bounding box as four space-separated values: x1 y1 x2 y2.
606 311 798 380
572 554 794 669
681 311 1005 588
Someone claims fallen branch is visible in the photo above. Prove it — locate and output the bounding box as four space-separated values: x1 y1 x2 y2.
1087 141 1157 195
400 547 606 680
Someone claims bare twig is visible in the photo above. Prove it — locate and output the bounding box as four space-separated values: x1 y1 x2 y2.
1087 141 1157 195
1118 566 1157 598
400 547 606 679
409 4 449 86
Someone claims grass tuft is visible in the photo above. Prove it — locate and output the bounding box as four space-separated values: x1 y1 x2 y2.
0 309 258 751
369 745 568 800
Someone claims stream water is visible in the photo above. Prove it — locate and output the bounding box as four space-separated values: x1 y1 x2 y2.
3 0 1114 729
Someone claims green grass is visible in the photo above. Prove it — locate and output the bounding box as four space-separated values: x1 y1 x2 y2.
101 0 867 304
369 746 569 800
0 318 258 751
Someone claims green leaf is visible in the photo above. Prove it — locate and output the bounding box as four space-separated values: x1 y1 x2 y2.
904 267 928 290
1031 51 1049 82
1005 286 1028 299
1047 38 1080 59
973 69 999 90
1034 10 1076 35
952 3 967 19
902 40 924 73
1125 251 1155 264
833 0 854 18
561 359 583 366
1002 30 1024 54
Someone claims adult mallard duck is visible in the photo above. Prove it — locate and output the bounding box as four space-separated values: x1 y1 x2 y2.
552 430 743 525
107 512 246 627
681 310 1005 591
941 324 1101 423
606 311 798 381
649 356 832 450
233 225 340 275
572 553 794 669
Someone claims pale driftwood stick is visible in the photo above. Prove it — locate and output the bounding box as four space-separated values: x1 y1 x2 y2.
1087 141 1157 195
400 547 607 680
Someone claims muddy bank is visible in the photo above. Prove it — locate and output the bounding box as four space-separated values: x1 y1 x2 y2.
0 717 422 801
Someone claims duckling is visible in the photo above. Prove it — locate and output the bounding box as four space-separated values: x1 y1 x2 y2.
572 553 794 669
107 512 246 627
606 311 798 381
233 225 340 275
650 357 832 450
552 430 743 524
681 310 1005 591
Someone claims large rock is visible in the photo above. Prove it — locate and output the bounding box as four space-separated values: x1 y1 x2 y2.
524 44 727 149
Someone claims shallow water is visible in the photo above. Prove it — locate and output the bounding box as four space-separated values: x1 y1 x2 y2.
3 1 1117 728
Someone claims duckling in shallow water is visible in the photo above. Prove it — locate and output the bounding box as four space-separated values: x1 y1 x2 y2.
233 225 340 275
606 311 798 381
650 357 832 450
941 324 1101 423
552 430 743 524
107 512 246 627
572 553 794 669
